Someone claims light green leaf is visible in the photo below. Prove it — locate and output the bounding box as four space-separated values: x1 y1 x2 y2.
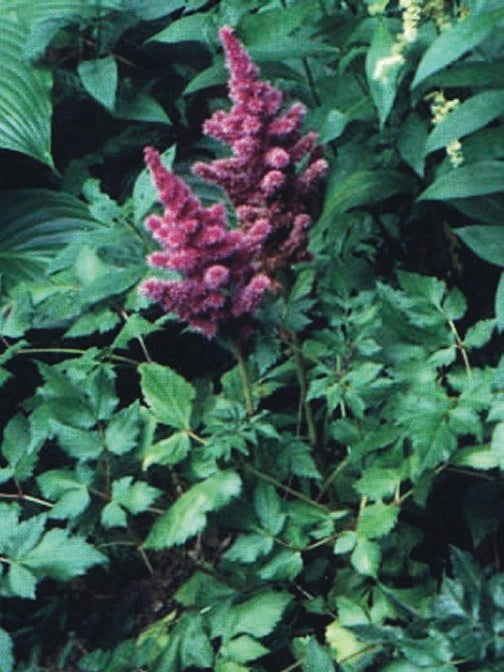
411 9 504 88
147 12 214 44
6 563 37 599
333 530 357 555
223 635 269 664
302 637 335 672
179 613 214 669
51 423 102 460
357 502 399 539
231 590 292 638
175 570 237 608
142 431 191 469
351 537 381 577
37 469 91 519
419 160 504 201
354 468 400 501
491 423 504 466
365 22 402 128
425 90 504 154
456 226 504 267
139 362 195 429
101 501 127 528
105 402 140 456
0 19 53 168
464 319 496 349
1 413 37 482
259 549 303 581
0 627 13 672
223 533 274 564
452 445 499 470
254 483 286 535
144 471 242 548
319 109 348 143
78 56 118 110
110 476 161 514
23 529 107 580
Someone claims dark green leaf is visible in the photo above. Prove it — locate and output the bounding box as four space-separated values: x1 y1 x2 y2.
419 161 504 201
78 56 118 110
0 627 13 672
456 226 504 267
302 637 335 672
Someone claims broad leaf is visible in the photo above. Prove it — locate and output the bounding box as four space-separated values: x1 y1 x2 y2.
144 471 242 548
0 628 13 672
0 18 53 167
139 362 195 429
411 9 504 88
456 226 504 267
78 56 118 110
418 161 504 200
366 21 402 128
230 590 292 638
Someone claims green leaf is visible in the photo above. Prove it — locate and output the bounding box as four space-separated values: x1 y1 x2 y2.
231 590 292 638
51 423 102 460
333 531 357 555
357 503 399 539
179 613 214 669
105 402 140 456
254 483 286 535
351 537 381 577
0 19 53 168
142 431 191 469
22 529 107 580
6 563 37 599
456 226 504 267
1 413 37 482
113 84 171 124
497 273 504 330
464 319 496 349
110 476 161 514
411 9 504 88
0 189 99 293
419 160 504 201
139 362 195 429
144 471 242 548
259 549 303 581
78 56 118 110
354 468 400 501
452 445 498 470
322 169 414 219
365 22 402 128
0 628 13 672
148 12 214 44
398 112 428 177
101 501 127 528
302 637 335 672
425 90 504 155
223 533 274 564
175 570 237 608
37 468 91 519
223 635 269 664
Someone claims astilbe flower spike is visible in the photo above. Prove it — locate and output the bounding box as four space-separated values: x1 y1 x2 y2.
139 147 270 338
192 25 328 272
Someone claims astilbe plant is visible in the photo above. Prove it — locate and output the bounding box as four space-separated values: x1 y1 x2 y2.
140 26 327 338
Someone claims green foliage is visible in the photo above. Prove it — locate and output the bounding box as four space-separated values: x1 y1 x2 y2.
1 1 504 670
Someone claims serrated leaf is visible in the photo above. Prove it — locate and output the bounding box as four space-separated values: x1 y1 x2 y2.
357 502 399 539
333 531 357 555
452 445 498 470
51 423 102 460
139 362 195 429
355 468 400 500
254 483 286 535
351 537 381 577
411 9 504 88
78 56 118 110
37 469 91 519
101 501 127 528
302 637 335 672
464 319 496 349
144 471 242 548
23 529 106 580
231 590 292 638
223 533 274 564
0 627 13 672
6 563 37 599
110 476 161 514
179 613 214 669
456 226 504 267
1 413 38 481
0 19 54 168
142 431 191 469
105 402 140 455
259 549 303 581
224 635 269 664
419 161 504 201
175 570 237 608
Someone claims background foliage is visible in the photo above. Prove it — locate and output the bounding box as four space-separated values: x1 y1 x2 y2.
0 0 503 671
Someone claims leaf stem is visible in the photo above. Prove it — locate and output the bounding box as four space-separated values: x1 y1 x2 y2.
448 319 472 380
242 463 331 512
290 333 317 445
17 347 140 367
0 492 53 508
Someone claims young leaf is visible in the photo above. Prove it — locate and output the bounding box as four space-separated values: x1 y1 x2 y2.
139 362 195 429
78 56 118 110
144 471 242 548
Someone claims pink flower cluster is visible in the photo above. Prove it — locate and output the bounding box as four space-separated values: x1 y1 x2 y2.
193 26 328 271
139 147 271 338
140 26 327 338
